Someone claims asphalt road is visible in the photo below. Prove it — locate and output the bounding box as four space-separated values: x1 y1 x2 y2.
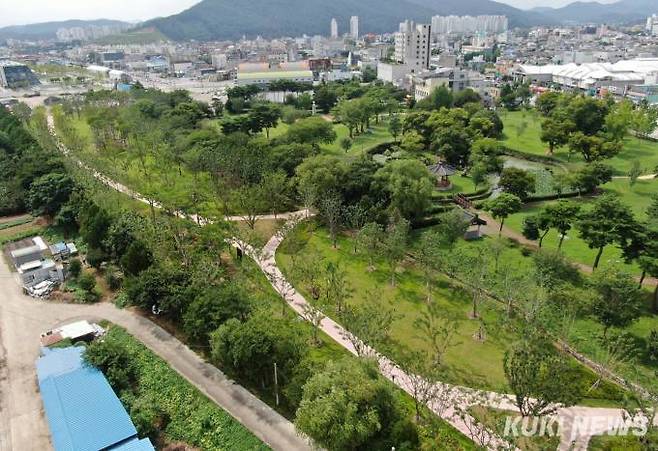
0 257 311 451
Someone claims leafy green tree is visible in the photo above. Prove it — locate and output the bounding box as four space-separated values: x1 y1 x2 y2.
590 267 644 337
249 103 281 138
313 85 338 114
415 302 461 366
183 283 252 344
572 163 613 195
568 132 622 162
295 359 417 451
356 222 384 268
483 193 522 236
381 217 409 287
120 240 153 276
535 91 562 116
339 136 353 153
388 114 402 143
416 86 453 110
286 116 337 150
504 336 583 417
545 201 581 249
124 266 191 317
261 170 290 217
210 311 307 389
522 213 551 247
84 335 137 392
577 195 636 269
540 116 574 155
27 172 75 217
373 160 434 221
499 167 535 201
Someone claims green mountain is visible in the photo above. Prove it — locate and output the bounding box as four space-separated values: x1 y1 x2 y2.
0 19 129 41
531 0 656 25
147 0 550 41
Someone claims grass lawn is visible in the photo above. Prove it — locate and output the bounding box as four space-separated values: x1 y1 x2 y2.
503 177 658 275
276 222 626 406
588 434 656 450
469 406 561 450
92 325 270 450
500 110 658 176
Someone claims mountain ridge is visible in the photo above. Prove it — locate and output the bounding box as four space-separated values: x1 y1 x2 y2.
0 19 130 41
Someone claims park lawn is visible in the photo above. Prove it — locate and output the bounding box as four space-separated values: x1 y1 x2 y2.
276 223 515 392
469 406 561 451
500 110 658 176
588 434 657 450
233 250 477 449
503 198 641 275
95 326 270 450
603 178 658 216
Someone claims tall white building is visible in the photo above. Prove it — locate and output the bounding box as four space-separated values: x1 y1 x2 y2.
350 16 359 39
431 15 508 35
331 18 339 39
394 20 432 71
647 15 658 36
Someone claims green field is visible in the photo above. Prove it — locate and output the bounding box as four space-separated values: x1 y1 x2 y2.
276 223 625 406
500 110 658 176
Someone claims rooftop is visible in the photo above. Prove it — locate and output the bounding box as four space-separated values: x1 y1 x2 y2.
36 347 154 451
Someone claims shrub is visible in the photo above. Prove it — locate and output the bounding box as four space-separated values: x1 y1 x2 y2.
647 330 658 362
104 266 123 291
68 258 82 278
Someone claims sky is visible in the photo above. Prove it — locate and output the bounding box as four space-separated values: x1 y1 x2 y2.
0 0 622 28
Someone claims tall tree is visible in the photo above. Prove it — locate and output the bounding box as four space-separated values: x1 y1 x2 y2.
483 193 522 236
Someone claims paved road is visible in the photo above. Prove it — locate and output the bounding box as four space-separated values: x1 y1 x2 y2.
0 258 311 451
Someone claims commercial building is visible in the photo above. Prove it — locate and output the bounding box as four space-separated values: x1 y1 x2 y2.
37 346 154 451
331 18 339 39
378 20 431 86
431 15 508 35
647 15 658 36
0 60 40 89
413 67 486 100
515 58 658 93
236 61 314 87
350 16 359 40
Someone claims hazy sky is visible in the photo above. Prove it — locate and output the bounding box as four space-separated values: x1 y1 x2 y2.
0 0 200 27
0 0 622 27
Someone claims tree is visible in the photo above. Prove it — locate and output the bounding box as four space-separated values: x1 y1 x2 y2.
183 283 251 344
260 170 290 218
388 115 402 143
382 217 409 287
249 103 281 138
210 311 307 389
120 240 153 276
628 160 642 188
84 334 137 392
572 163 613 195
417 86 453 110
483 193 522 236
356 222 384 269
522 213 551 247
373 160 434 221
535 91 562 116
339 136 353 153
324 261 351 314
499 167 535 201
339 292 397 357
286 116 337 150
415 302 461 366
295 359 416 451
590 267 644 338
577 195 636 269
27 172 75 217
568 132 622 162
540 116 574 154
544 201 581 249
504 336 583 417
233 184 267 230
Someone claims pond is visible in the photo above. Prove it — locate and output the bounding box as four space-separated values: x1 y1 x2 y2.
490 156 565 198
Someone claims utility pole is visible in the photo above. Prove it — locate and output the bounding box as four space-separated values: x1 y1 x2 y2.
274 362 279 406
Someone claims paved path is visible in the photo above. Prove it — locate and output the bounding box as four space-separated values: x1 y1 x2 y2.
0 259 311 451
45 111 657 450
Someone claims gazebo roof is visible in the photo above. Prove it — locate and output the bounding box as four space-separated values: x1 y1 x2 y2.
427 162 456 177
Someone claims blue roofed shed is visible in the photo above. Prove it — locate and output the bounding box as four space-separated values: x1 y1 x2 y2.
36 347 154 451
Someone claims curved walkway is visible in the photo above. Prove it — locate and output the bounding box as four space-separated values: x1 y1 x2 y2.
0 259 311 451
45 112 655 450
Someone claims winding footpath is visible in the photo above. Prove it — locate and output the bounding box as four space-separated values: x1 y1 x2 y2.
42 112 658 450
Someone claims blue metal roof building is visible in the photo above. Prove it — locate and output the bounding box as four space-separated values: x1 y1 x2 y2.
36 347 155 451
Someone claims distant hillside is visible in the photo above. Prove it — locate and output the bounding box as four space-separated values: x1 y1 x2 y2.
146 0 550 41
532 0 656 25
0 19 129 41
